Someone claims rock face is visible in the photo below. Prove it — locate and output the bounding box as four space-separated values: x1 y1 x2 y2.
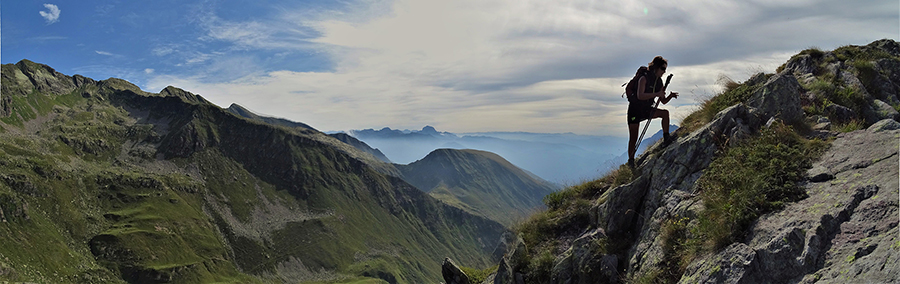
472 39 900 283
747 73 804 125
681 127 899 283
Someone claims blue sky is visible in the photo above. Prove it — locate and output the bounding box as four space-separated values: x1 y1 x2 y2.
3 0 898 136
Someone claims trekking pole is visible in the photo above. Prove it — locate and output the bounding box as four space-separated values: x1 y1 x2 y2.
634 74 673 151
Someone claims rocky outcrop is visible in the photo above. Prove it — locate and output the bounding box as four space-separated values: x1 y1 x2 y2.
747 73 804 125
681 124 899 284
443 258 472 284
783 39 900 125
472 39 900 284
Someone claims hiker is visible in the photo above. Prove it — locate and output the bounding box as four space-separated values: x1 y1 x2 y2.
627 56 678 168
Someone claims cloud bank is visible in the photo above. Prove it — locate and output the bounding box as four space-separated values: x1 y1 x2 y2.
146 0 897 136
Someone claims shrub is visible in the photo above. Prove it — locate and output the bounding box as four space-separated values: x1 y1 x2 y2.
460 265 498 283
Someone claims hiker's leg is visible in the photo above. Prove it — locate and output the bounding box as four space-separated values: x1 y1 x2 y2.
654 109 670 134
628 123 639 160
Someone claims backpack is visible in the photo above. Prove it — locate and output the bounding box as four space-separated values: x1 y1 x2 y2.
622 66 649 102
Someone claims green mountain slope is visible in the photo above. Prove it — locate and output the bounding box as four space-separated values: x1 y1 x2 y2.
398 149 558 227
0 60 506 283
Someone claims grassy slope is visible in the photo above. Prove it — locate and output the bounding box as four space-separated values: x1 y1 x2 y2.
398 149 557 227
0 61 504 283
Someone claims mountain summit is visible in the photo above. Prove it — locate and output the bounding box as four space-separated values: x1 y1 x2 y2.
399 149 558 226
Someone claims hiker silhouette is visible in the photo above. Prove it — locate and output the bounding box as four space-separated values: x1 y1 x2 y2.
626 56 678 168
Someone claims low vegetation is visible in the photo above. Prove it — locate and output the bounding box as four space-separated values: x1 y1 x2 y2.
514 165 634 282
656 121 828 283
679 75 761 134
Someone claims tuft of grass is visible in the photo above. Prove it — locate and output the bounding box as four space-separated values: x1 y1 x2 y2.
525 250 555 283
680 77 759 135
461 265 499 283
833 44 897 62
833 119 865 133
692 121 828 251
655 215 699 283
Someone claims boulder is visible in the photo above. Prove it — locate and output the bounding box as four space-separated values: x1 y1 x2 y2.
872 59 900 104
747 73 804 125
442 258 472 284
783 54 819 76
824 104 856 123
867 119 900 132
746 72 768 86
490 236 527 284
872 99 899 121
550 228 617 284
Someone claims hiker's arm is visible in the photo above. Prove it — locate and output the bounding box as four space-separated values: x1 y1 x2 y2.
659 92 679 104
636 77 664 101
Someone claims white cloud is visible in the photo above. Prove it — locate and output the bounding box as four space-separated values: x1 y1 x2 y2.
152 45 176 57
144 68 155 74
39 4 61 24
95 50 115 56
146 0 896 135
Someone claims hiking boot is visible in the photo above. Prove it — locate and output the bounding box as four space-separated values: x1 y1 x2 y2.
663 132 674 147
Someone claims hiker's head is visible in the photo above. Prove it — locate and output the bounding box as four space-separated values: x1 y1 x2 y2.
648 56 668 77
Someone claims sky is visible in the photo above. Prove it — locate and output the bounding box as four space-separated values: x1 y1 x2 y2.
2 0 898 137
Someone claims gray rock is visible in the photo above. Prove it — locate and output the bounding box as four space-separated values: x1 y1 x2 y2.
867 38 900 57
872 58 900 104
550 228 617 284
746 72 768 86
679 243 756 284
486 235 527 284
494 258 515 284
490 232 518 263
867 119 900 132
872 99 899 121
783 54 819 76
824 104 856 123
442 258 472 284
841 70 872 100
747 72 804 125
813 122 831 131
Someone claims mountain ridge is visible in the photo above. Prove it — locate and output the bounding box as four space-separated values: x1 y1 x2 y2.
0 60 506 283
398 148 558 226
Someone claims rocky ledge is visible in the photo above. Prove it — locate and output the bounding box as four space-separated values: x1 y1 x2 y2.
682 123 899 283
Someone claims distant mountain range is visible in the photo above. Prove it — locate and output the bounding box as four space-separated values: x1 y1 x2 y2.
345 126 672 184
229 107 557 228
